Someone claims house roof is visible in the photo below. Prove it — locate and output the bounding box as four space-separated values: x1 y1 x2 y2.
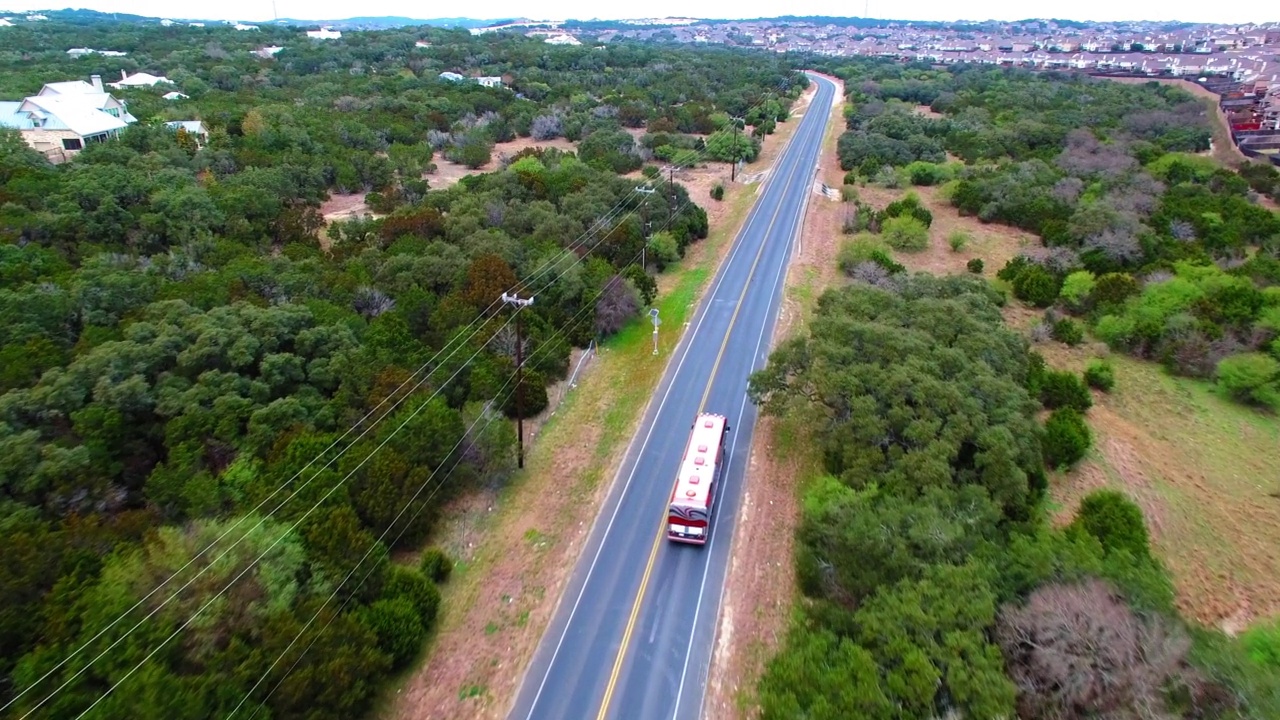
39 80 99 96
16 95 131 136
109 72 172 88
0 101 32 129
165 120 207 135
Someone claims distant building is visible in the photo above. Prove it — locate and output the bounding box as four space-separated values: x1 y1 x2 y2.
162 91 189 101
306 28 341 40
0 75 138 163
160 18 175 26
165 120 209 147
234 23 258 31
544 33 581 46
67 48 128 58
0 18 14 28
476 76 505 88
108 70 174 89
438 71 465 82
253 46 285 59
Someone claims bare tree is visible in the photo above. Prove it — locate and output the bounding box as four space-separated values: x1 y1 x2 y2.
530 114 564 141
996 579 1189 720
594 276 641 337
352 286 396 319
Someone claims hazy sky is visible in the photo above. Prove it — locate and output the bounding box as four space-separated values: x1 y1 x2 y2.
1 0 1271 25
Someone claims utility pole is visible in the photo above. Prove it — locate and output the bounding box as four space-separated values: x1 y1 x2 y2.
667 165 676 227
500 292 534 468
730 116 744 182
635 187 655 272
649 308 660 355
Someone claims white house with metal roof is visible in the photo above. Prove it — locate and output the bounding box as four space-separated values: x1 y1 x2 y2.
0 75 138 163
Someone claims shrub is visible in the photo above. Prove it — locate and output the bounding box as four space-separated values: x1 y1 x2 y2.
1040 369 1093 411
967 258 984 274
1085 359 1116 392
1092 272 1139 309
710 183 725 201
360 598 426 668
842 170 859 185
1215 352 1280 411
1072 490 1152 559
871 165 902 188
948 230 970 252
1013 265 1062 308
1051 318 1085 346
880 216 930 252
1060 270 1097 312
906 160 948 186
1044 407 1092 468
502 368 548 418
838 234 903 276
641 165 661 179
840 184 859 202
883 193 933 228
419 547 453 583
383 565 442 626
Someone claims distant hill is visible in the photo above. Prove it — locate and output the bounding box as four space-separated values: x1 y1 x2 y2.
274 16 506 30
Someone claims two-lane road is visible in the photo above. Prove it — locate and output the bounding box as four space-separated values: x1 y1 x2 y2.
510 73 836 720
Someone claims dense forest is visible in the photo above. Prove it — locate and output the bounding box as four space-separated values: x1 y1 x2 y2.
746 58 1280 718
0 20 806 719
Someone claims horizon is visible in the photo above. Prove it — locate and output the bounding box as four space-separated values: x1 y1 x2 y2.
1 3 1275 26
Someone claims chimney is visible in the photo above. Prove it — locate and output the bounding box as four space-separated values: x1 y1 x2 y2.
121 69 127 81
90 74 103 92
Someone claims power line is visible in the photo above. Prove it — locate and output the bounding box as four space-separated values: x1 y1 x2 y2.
14 73 807 717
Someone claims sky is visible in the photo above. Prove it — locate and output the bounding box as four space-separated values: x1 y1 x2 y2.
0 0 1272 25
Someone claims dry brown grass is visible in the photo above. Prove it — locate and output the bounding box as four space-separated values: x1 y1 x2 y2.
426 136 579 189
1008 321 1280 634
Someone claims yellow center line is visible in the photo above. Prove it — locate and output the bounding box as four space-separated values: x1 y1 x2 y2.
592 114 814 720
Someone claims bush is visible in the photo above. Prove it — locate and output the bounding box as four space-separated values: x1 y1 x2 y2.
842 170 859 185
1043 407 1092 468
1012 265 1062 308
419 547 453 583
883 193 933 228
838 234 903 276
1071 489 1151 559
1060 270 1097 312
880 216 930 252
1085 359 1116 392
840 184 859 202
1215 353 1280 411
710 183 724 201
1051 318 1085 346
383 565 442 626
360 598 426 668
948 230 970 252
967 258 984 274
641 165 661 179
1040 369 1093 411
1092 272 1139 309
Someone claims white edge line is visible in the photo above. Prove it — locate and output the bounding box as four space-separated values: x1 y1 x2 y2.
515 118 798 720
672 77 832 720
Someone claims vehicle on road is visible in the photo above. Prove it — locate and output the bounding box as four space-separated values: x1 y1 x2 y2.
666 413 729 544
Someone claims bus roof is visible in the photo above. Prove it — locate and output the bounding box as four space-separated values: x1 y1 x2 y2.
670 413 726 510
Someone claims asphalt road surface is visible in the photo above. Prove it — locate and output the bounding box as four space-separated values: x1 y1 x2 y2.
509 73 836 720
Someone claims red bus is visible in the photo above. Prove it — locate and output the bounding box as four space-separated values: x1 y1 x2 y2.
666 413 729 545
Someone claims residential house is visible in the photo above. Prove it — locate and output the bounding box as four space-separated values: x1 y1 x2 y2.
306 28 341 40
67 48 128 58
0 75 138 163
253 46 285 59
108 70 174 89
438 71 465 82
165 120 209 147
476 76 505 89
0 18 14 27
162 91 189 101
544 33 581 46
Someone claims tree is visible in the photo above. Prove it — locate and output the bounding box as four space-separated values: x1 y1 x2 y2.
462 253 519 313
759 626 895 720
996 579 1189 719
1043 407 1091 469
1071 490 1151 560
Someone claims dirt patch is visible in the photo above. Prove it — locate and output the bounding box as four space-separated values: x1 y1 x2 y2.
320 192 371 223
913 104 943 119
383 89 816 720
1012 323 1280 633
703 73 844 720
426 136 578 190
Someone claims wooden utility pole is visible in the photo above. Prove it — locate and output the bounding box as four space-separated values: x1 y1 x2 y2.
730 116 744 182
500 292 534 468
668 165 676 227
